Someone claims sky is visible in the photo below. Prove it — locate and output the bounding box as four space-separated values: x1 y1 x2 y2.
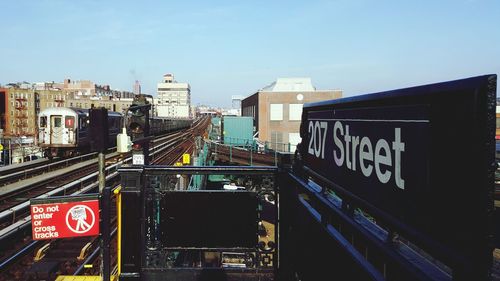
1 0 499 107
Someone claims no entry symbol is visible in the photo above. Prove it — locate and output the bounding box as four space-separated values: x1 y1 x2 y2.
65 205 96 234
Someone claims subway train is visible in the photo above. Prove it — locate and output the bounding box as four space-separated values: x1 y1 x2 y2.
38 107 192 158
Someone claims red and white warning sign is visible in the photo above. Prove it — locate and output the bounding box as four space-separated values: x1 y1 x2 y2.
30 197 99 240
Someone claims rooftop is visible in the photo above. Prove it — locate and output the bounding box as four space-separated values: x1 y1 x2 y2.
261 77 315 92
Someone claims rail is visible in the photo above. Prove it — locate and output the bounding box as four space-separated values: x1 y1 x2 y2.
0 120 205 279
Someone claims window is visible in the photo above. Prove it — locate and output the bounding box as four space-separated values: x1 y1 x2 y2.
65 116 75 128
270 131 283 150
53 117 62 127
270 104 283 121
289 133 301 152
81 117 89 128
289 104 303 121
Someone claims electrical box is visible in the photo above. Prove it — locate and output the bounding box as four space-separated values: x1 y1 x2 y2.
89 108 109 152
117 128 132 153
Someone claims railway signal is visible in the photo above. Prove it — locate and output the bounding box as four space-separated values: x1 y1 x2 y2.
127 95 151 165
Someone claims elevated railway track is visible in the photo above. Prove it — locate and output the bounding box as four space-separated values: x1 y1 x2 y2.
0 116 211 280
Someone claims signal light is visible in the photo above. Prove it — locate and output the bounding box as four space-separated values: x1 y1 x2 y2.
126 94 152 165
129 122 144 134
128 102 149 142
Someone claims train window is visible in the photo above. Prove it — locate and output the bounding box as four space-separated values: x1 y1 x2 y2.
40 117 47 127
65 116 75 128
53 117 62 128
81 117 89 128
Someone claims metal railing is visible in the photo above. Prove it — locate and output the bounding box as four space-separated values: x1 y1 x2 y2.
221 136 298 154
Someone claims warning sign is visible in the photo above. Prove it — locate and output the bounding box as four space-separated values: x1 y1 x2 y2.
30 195 99 240
182 153 190 164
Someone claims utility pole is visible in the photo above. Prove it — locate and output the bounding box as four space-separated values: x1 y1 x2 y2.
90 108 108 193
89 107 110 280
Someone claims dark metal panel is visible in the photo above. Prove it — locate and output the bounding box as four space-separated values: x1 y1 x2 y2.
298 75 497 280
89 107 109 152
160 191 259 248
119 169 144 280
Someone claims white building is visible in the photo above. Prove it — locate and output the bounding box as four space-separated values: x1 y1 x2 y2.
231 95 244 116
156 74 191 118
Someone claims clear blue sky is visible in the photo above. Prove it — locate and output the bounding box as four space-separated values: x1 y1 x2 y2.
1 0 499 107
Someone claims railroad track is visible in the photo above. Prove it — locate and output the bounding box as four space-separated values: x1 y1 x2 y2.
0 154 122 229
210 141 277 166
0 153 99 187
0 125 199 229
0 162 106 213
0 117 211 280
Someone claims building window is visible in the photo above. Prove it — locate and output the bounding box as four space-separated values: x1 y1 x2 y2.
270 131 283 150
288 133 301 151
289 104 303 121
270 104 283 121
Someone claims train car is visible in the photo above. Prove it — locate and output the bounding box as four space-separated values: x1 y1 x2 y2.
38 107 122 158
39 104 192 158
148 117 192 135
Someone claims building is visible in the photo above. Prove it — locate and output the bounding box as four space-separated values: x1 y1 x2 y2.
241 78 342 151
5 87 38 137
0 88 7 134
156 74 191 118
0 79 145 164
60 79 95 96
231 95 244 116
134 80 141 95
1 79 140 139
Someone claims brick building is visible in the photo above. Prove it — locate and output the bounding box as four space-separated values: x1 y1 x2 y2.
242 78 342 150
